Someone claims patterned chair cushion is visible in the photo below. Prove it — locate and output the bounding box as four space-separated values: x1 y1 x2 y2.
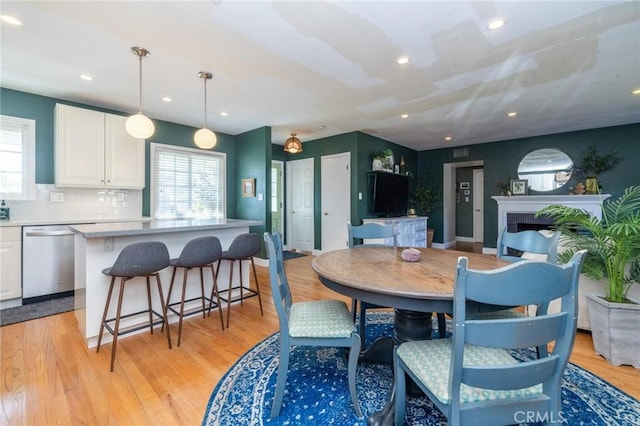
289 300 355 338
397 338 542 404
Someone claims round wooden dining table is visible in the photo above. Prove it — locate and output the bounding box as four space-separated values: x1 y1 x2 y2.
312 246 509 426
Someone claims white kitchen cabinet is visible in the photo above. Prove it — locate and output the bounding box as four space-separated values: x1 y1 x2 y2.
362 216 428 247
0 227 22 302
55 104 145 189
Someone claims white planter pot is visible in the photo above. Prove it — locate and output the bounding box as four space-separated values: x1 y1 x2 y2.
372 158 383 171
586 294 640 368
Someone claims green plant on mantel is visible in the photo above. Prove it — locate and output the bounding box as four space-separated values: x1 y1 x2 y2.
575 145 621 179
412 174 438 215
536 186 640 303
495 178 511 196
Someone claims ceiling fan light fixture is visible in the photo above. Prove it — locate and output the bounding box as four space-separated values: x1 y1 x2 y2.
194 71 217 149
284 132 303 154
126 47 155 139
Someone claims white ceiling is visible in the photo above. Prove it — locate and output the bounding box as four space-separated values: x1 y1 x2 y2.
1 1 639 151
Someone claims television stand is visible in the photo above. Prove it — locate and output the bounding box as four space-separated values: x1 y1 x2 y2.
362 216 428 247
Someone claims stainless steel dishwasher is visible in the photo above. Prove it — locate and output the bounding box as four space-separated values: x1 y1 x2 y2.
22 224 75 303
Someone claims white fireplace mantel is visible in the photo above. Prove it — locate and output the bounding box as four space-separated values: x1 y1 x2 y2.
492 194 611 233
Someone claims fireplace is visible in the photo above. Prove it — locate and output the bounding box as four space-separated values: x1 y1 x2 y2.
492 194 610 242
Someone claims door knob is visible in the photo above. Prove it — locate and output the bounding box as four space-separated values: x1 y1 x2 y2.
292 210 296 214
324 212 329 216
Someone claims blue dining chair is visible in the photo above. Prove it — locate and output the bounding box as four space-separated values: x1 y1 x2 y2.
393 250 586 426
494 227 561 357
497 226 560 264
264 231 362 419
348 221 446 348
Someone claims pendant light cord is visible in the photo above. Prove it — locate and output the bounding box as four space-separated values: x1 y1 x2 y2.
203 77 208 128
138 54 143 114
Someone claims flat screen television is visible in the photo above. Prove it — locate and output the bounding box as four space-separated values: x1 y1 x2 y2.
371 172 409 217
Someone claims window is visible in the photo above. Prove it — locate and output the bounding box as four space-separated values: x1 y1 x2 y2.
151 143 226 219
0 115 36 200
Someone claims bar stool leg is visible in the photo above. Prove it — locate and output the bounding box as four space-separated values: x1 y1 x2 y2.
154 273 172 350
97 276 116 353
163 267 179 333
199 267 207 319
110 277 127 372
250 256 263 316
177 267 189 347
238 260 245 306
226 260 234 327
208 264 225 330
146 276 154 334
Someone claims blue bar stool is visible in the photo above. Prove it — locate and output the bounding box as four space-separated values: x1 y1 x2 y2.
165 236 225 346
215 233 264 327
97 241 172 372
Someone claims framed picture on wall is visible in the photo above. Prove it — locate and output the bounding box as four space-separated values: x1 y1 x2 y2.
242 178 256 197
510 179 528 196
460 182 470 189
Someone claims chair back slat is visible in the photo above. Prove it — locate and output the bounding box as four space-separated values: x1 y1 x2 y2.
462 356 560 390
347 222 397 248
465 314 567 349
264 232 292 330
463 260 577 307
497 227 560 263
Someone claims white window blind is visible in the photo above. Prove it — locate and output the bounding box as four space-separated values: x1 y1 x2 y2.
151 143 226 219
0 115 36 200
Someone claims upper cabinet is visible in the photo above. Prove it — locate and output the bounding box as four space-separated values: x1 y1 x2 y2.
55 104 145 189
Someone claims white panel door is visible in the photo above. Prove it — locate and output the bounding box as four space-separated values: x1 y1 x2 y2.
286 158 314 252
271 161 284 235
321 152 350 252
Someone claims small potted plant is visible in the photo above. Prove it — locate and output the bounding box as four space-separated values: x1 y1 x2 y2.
575 146 620 194
537 186 640 367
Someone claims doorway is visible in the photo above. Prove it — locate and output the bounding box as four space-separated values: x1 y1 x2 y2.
442 160 484 248
321 152 351 252
286 158 314 252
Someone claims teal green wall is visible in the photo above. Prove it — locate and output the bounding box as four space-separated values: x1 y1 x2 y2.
418 123 640 248
287 131 417 250
236 126 271 256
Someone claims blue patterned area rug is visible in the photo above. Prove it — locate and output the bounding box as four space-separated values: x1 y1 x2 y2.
202 312 640 425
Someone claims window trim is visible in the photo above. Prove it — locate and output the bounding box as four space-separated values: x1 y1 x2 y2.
0 115 36 200
150 142 226 219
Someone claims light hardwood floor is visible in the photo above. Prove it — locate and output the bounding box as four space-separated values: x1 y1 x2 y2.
1 255 638 425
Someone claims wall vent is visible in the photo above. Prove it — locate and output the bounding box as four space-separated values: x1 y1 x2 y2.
453 148 469 158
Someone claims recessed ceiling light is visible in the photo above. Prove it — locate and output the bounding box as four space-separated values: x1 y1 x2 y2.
397 57 410 65
0 15 23 26
488 18 505 30
220 112 228 116
508 111 517 117
80 74 93 81
317 124 326 131
445 136 452 141
401 114 408 118
162 97 172 102
632 88 640 95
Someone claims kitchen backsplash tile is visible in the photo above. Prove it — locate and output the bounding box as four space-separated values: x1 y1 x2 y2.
6 185 142 221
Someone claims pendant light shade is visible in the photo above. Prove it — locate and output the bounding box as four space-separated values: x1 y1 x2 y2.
126 47 155 139
194 71 217 149
284 133 303 154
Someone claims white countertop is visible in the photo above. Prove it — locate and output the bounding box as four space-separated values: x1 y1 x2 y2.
70 218 262 238
0 217 152 227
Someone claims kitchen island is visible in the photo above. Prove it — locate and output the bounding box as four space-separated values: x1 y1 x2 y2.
70 218 262 348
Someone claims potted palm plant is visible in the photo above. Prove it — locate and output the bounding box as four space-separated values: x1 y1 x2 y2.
537 186 640 367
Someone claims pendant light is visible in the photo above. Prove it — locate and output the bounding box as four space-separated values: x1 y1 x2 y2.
125 47 155 139
194 71 217 149
283 133 303 154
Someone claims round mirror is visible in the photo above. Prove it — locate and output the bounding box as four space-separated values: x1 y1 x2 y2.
517 148 573 192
